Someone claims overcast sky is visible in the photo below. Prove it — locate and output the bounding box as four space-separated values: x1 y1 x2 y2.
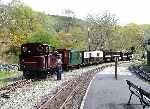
3 0 150 25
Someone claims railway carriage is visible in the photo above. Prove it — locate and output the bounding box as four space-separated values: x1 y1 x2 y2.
69 50 82 68
123 52 132 61
82 51 104 66
56 49 70 70
57 49 82 70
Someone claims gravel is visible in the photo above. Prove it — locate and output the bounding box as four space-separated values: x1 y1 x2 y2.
0 63 114 109
0 64 19 72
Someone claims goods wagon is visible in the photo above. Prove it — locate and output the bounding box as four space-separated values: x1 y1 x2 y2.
103 51 112 62
103 51 123 62
89 51 104 64
82 51 91 66
111 51 123 61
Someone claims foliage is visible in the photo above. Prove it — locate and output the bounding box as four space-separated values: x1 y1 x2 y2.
53 9 86 49
10 35 26 47
26 31 60 48
0 0 58 63
119 24 144 53
70 26 86 49
57 27 86 50
57 32 75 48
0 0 147 63
86 12 118 50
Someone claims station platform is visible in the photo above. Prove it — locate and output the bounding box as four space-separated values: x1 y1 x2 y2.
80 63 150 109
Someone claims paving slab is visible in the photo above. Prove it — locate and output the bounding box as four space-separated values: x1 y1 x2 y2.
81 63 150 109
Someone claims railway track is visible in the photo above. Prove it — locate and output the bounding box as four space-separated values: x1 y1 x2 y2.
38 62 127 109
0 79 32 98
0 61 126 109
39 64 109 109
0 73 60 99
0 62 125 99
0 75 57 99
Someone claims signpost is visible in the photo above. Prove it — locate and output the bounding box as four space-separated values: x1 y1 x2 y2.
88 27 91 51
144 30 150 65
115 57 118 80
145 39 150 65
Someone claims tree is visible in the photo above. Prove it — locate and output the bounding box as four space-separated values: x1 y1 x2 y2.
61 9 75 33
53 9 76 33
52 10 86 49
86 11 118 51
26 31 60 48
0 0 58 63
121 23 144 52
57 26 86 49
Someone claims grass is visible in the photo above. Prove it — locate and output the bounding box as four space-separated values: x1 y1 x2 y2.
0 71 17 79
0 71 22 88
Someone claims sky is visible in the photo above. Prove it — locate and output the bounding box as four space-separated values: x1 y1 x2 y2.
2 0 150 25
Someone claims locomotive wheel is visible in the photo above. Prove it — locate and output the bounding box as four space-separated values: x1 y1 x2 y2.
77 65 80 69
38 71 47 79
64 65 69 71
23 71 33 79
23 72 29 79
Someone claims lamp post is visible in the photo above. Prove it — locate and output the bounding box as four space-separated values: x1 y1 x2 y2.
88 27 90 51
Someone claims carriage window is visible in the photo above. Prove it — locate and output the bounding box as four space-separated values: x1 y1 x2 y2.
21 44 47 55
45 46 49 53
49 46 54 52
22 47 27 52
86 53 88 57
89 53 91 57
37 45 44 53
97 53 99 56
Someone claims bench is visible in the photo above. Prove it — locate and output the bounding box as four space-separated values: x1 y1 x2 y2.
126 80 150 109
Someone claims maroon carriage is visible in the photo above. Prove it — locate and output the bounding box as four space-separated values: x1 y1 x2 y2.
57 49 83 71
56 49 70 71
19 43 62 80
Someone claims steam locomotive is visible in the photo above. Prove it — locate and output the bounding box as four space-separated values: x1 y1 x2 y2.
19 43 62 80
19 43 132 79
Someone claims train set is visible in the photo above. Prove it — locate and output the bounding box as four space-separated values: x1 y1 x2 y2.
19 43 133 80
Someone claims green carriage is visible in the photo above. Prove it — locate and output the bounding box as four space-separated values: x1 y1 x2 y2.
69 49 83 68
